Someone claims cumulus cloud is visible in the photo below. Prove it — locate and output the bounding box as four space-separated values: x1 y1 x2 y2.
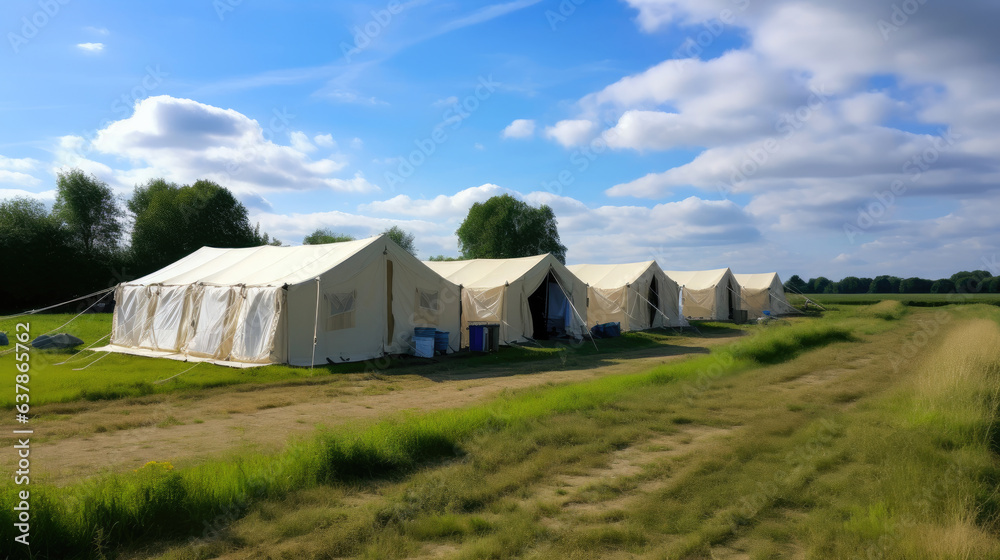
361 184 513 218
353 183 758 262
325 172 380 193
289 131 316 153
544 119 597 147
76 42 104 52
501 119 535 139
0 155 43 189
563 0 1000 277
89 95 369 194
313 134 336 148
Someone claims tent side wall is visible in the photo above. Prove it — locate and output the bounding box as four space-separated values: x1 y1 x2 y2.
286 240 461 366
678 285 718 320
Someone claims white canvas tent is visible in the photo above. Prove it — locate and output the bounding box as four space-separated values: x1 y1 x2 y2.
664 268 742 321
424 254 588 346
566 261 685 330
101 235 460 367
733 272 794 319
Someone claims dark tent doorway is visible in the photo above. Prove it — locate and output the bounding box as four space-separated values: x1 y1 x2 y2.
647 277 659 328
527 271 571 340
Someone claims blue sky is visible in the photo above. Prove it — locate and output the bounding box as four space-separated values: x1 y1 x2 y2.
2 0 999 281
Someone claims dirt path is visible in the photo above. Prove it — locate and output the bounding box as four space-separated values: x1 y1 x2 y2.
23 336 737 485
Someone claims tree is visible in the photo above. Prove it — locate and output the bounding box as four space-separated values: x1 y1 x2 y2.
53 168 123 255
129 179 271 274
428 255 463 261
951 270 991 293
898 277 933 293
383 225 416 256
784 275 807 293
456 194 567 263
988 277 1000 294
836 276 869 294
930 279 955 294
868 275 901 293
807 277 832 294
303 228 355 245
0 197 74 311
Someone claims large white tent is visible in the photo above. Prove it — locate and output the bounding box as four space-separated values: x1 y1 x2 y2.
566 261 685 330
102 235 460 366
733 272 795 319
424 254 588 346
663 268 742 321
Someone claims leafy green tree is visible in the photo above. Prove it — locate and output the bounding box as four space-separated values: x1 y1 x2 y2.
382 225 416 256
784 275 807 293
456 194 567 263
951 270 991 293
836 276 870 294
428 255 463 261
303 228 355 245
987 277 1000 294
0 197 75 311
129 179 271 274
898 277 933 293
806 277 831 293
868 275 901 293
53 168 123 255
930 279 955 294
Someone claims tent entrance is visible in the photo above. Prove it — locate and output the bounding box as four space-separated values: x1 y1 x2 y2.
527 271 571 340
727 285 736 321
647 277 659 328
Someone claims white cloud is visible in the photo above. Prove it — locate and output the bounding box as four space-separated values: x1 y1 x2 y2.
261 185 761 264
89 95 363 194
0 188 56 203
361 184 513 218
474 142 485 150
324 171 380 193
289 131 316 153
501 119 535 139
544 119 597 148
350 137 364 149
76 42 104 53
314 134 336 148
0 156 40 173
0 171 42 188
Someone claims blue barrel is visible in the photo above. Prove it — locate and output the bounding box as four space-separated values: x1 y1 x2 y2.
469 324 486 352
434 331 449 353
414 327 436 337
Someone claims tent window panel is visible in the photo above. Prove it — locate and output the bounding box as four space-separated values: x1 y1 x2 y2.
326 291 356 331
419 290 439 312
414 288 440 326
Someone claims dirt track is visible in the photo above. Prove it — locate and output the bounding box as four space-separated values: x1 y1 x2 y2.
22 336 738 485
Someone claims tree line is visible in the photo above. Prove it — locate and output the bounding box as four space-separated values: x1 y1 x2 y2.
784 270 1000 295
2 181 567 314
0 169 278 313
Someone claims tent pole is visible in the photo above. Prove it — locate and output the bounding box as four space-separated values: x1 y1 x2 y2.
311 277 320 369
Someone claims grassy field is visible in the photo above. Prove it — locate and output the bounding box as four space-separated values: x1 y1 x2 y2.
787 292 1000 306
0 313 596 407
3 302 1000 558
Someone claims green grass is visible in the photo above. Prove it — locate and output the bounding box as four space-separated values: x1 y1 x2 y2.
144 305 1000 560
0 314 599 407
0 317 853 559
